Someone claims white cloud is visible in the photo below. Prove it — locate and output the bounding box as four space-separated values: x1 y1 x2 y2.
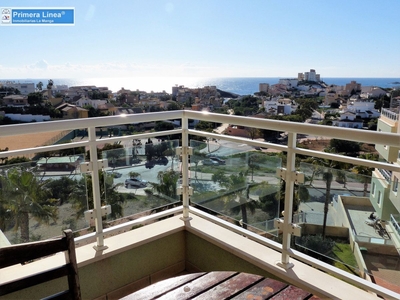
26 59 49 70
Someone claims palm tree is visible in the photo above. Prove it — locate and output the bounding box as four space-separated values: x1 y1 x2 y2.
151 169 180 200
0 167 58 242
36 81 43 91
304 152 342 238
212 171 258 229
230 183 258 229
247 153 261 182
71 171 125 220
352 153 377 196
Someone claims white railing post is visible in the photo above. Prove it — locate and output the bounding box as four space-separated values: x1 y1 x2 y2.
181 115 191 220
279 132 297 269
88 127 107 251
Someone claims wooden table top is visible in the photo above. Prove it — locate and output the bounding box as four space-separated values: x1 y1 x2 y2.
122 271 321 299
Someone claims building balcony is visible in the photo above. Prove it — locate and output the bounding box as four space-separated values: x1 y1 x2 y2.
378 168 393 183
1 111 400 299
381 108 399 123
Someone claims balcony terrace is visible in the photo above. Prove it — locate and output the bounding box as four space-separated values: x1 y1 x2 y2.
1 111 400 299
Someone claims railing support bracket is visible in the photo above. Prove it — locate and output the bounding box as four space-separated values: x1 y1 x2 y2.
80 159 109 173
276 168 304 184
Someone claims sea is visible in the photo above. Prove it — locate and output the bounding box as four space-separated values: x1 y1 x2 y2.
2 77 400 96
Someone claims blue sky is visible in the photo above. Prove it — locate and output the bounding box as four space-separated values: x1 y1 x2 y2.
1 0 400 79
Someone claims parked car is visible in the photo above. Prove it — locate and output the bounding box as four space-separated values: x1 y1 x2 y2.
209 156 226 165
145 160 156 169
131 158 142 164
202 159 219 166
125 178 147 188
155 157 168 165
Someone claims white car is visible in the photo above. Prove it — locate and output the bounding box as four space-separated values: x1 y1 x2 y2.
125 178 147 188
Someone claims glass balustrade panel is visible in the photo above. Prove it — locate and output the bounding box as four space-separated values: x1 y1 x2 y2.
189 139 282 237
101 139 181 225
296 162 400 293
0 158 89 244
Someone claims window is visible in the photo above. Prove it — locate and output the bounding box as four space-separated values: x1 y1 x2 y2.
393 177 399 193
371 182 376 195
377 190 382 206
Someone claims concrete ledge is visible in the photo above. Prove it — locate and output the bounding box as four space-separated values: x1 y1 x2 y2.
3 213 397 299
185 215 381 300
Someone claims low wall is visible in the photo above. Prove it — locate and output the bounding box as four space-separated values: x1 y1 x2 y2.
5 113 50 122
357 242 399 256
341 196 374 207
300 224 349 238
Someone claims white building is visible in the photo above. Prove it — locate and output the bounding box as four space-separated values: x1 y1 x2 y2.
360 86 387 99
75 97 108 109
278 79 298 88
0 81 35 95
332 112 363 128
298 69 321 82
263 97 293 115
346 98 380 118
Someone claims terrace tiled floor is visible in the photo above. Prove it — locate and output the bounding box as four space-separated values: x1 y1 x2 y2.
363 253 400 294
345 204 388 239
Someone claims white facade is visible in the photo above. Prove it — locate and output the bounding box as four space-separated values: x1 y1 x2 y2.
0 82 35 95
263 97 293 115
75 97 108 109
347 99 380 118
278 79 298 88
332 112 363 128
299 69 321 82
360 86 387 99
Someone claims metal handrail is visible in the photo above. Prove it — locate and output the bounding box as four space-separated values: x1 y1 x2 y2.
2 110 400 299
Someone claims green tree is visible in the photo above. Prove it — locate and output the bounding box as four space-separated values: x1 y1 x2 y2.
47 177 77 205
195 121 214 132
247 153 261 181
27 92 43 105
0 168 58 242
36 81 43 91
167 101 181 111
329 139 360 154
305 153 342 238
352 153 377 196
151 169 180 200
129 172 141 179
70 171 125 219
212 171 258 229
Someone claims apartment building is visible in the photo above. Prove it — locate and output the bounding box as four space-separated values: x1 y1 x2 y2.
0 81 35 95
370 98 400 222
298 69 320 82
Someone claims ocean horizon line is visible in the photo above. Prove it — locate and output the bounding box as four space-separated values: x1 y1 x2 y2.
1 76 399 95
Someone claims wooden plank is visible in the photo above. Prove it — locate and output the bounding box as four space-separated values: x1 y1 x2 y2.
0 237 67 268
231 278 288 299
157 271 236 299
269 285 311 300
0 230 81 300
0 266 69 296
120 273 206 300
193 272 263 300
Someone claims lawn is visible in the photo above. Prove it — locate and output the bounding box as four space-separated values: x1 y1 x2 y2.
332 242 359 276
